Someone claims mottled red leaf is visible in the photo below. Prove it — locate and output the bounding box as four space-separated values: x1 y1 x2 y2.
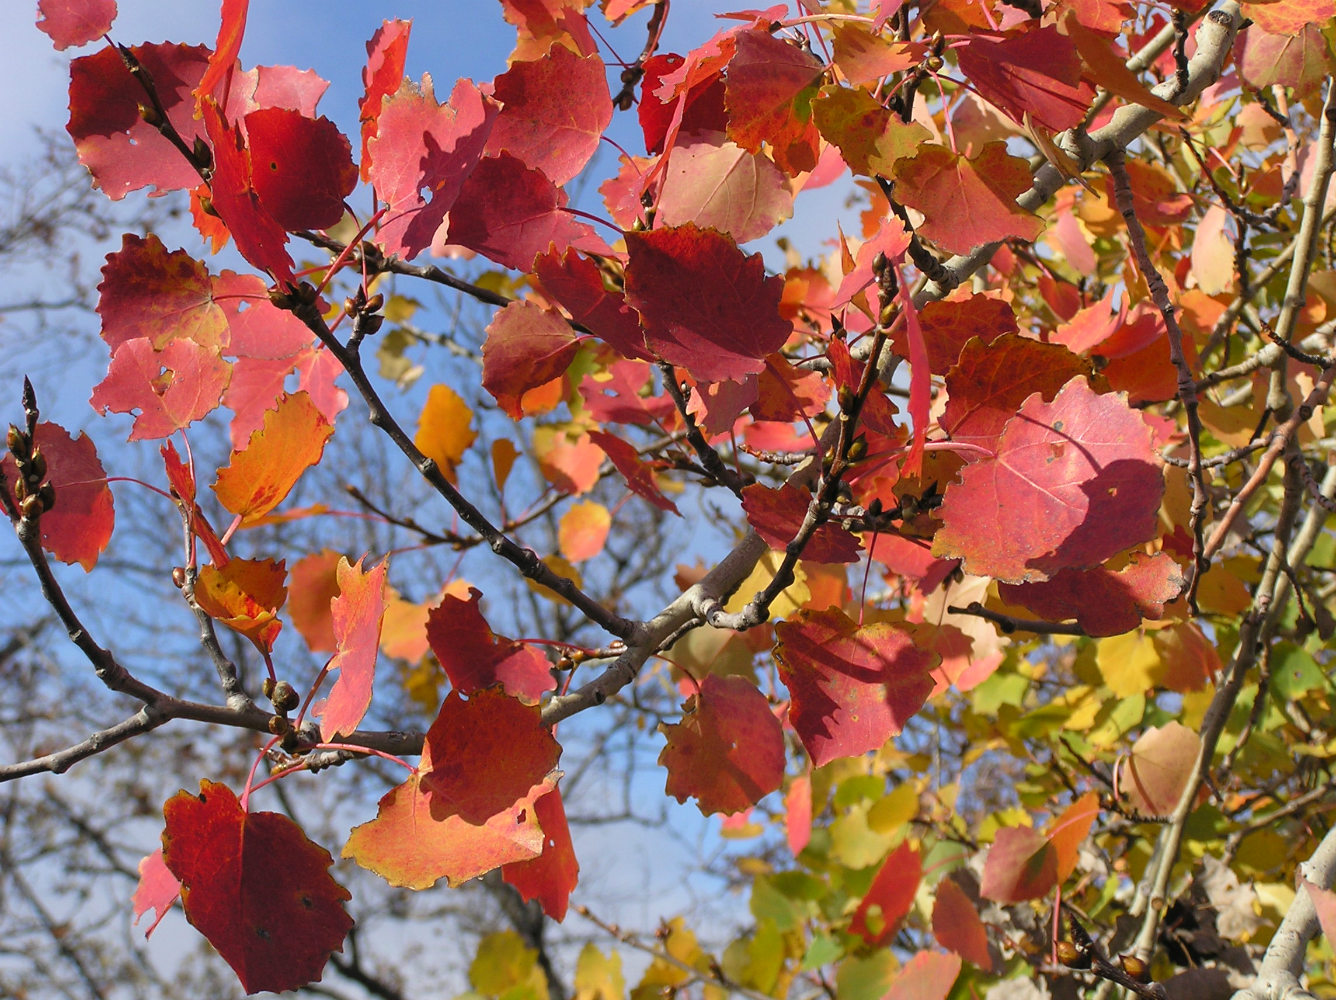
941 334 1093 452
502 788 580 920
1240 0 1336 35
884 951 962 1000
500 0 598 60
213 391 333 524
659 675 785 816
421 688 562 825
725 28 823 175
655 137 794 243
624 224 789 382
482 300 583 419
37 0 116 49
1237 23 1332 98
485 46 611 185
358 19 412 182
194 557 287 652
245 108 357 231
892 142 1044 256
812 86 929 178
773 607 938 767
894 296 1018 377
369 76 498 262
1 422 114 570
639 52 728 155
318 558 388 741
67 42 210 199
578 360 675 426
200 100 296 285
741 483 862 563
195 0 247 103
933 877 993 970
998 552 1185 636
956 27 1093 132
981 826 1057 902
425 588 556 703
90 338 231 441
97 234 228 351
1117 722 1199 816
344 770 555 890
1063 13 1185 119
849 841 921 946
447 153 608 270
131 848 179 938
534 248 651 361
934 376 1164 583
588 430 680 514
161 780 352 994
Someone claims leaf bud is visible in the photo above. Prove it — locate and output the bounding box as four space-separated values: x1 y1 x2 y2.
191 137 213 171
268 287 296 310
7 425 27 460
280 729 301 752
1056 940 1091 969
837 385 857 413
365 292 384 313
1119 954 1150 983
343 296 358 317
262 676 276 700
294 281 319 306
12 476 26 502
846 436 868 462
879 300 897 328
271 680 300 713
268 714 292 736
358 314 384 336
171 566 187 589
37 482 55 512
27 447 47 482
926 54 944 71
872 251 889 277
19 493 43 520
137 102 163 127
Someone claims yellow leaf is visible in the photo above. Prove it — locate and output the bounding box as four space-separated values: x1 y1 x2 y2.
559 501 611 562
725 551 809 620
414 384 476 484
1095 630 1160 697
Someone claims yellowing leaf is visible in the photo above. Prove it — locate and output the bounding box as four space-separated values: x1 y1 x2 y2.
725 551 809 620
213 392 334 524
1118 722 1200 817
558 501 611 562
414 384 476 484
492 439 520 492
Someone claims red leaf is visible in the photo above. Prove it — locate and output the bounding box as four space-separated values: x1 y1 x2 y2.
90 338 231 441
369 76 498 262
725 28 823 175
1048 791 1100 881
200 100 296 285
447 152 609 270
933 376 1164 583
97 234 232 352
425 588 556 703
894 295 1019 377
502 788 580 920
358 19 412 182
941 334 1093 452
343 770 555 890
195 0 248 103
245 109 357 231
485 46 612 185
37 0 116 49
212 270 313 358
194 557 287 653
1 423 114 570
318 558 388 741
212 391 334 524
773 607 937 767
160 441 227 565
785 773 812 855
67 43 210 199
499 0 598 61
933 877 993 970
833 215 911 308
849 841 921 946
884 951 962 1000
892 142 1044 256
639 52 728 155
659 675 785 816
421 689 562 825
588 430 680 514
655 137 794 244
980 826 1057 902
161 780 352 994
131 848 179 938
956 27 1093 132
998 552 1185 636
578 360 675 426
741 483 862 564
534 248 652 361
482 300 583 419
624 224 789 382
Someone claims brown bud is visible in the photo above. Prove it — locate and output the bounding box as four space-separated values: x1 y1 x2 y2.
191 137 213 171
19 493 43 520
27 448 47 482
271 680 300 713
358 314 383 336
926 54 944 71
262 676 276 700
1056 941 1091 970
268 714 292 736
1119 954 1150 983
343 296 358 317
837 385 857 414
37 482 55 512
137 102 163 127
7 425 26 460
171 566 187 589
267 287 295 310
365 292 385 313
846 436 868 462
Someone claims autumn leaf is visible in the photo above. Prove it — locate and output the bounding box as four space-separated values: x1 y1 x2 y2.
194 557 287 653
161 780 352 994
933 877 993 970
318 557 388 741
893 142 1044 256
998 551 1185 636
725 28 824 175
883 951 962 1000
358 19 412 181
1118 722 1199 816
558 501 612 562
956 27 1094 132
655 137 794 243
37 0 117 49
659 675 785 816
97 234 229 351
933 376 1163 583
638 52 728 155
131 848 179 939
213 391 334 524
981 826 1057 903
244 108 357 231
287 549 344 653
482 300 583 419
773 607 938 767
624 224 790 382
534 248 652 361
1048 792 1100 881
90 337 231 441
849 841 921 946
425 588 556 703
741 483 862 564
588 430 680 514
194 0 247 103
501 788 580 920
414 384 476 484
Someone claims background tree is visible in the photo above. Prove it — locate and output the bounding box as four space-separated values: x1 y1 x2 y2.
4 1 1336 999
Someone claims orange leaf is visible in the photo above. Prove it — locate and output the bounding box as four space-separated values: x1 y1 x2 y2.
194 558 287 652
933 877 993 970
558 501 612 562
1046 791 1099 881
318 558 388 742
287 549 343 653
212 392 333 524
414 384 476 484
